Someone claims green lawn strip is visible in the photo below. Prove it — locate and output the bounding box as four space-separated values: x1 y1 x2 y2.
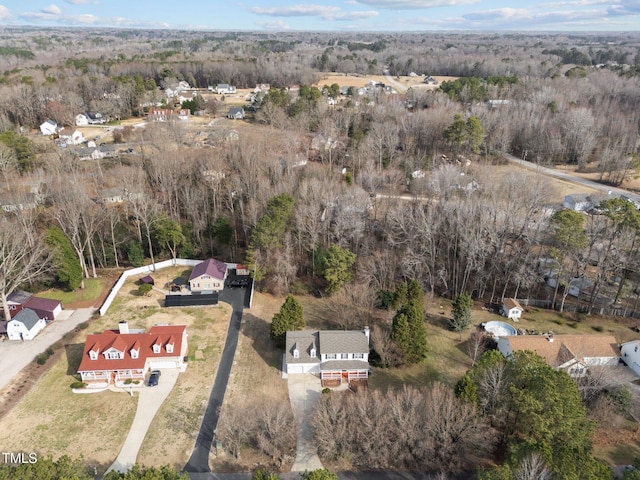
36 277 105 305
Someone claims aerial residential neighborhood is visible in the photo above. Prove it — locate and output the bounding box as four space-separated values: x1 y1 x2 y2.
0 11 640 480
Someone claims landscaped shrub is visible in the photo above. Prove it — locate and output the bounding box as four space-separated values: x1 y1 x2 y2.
46 346 54 356
138 283 153 296
124 378 132 385
35 354 48 365
322 387 332 395
70 381 86 389
77 321 89 330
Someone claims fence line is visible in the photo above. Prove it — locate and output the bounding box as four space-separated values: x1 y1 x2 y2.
516 298 640 319
99 258 201 316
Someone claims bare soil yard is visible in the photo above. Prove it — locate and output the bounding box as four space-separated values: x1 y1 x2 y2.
314 73 458 92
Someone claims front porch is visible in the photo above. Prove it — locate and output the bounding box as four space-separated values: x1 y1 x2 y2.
320 369 368 388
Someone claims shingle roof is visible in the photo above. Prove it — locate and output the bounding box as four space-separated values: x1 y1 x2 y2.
77 325 186 373
11 309 41 331
502 334 620 366
320 360 369 371
189 258 228 281
319 331 369 355
286 331 319 364
7 290 33 305
503 298 523 311
23 296 61 312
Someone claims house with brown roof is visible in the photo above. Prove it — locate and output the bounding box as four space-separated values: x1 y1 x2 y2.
285 327 370 386
77 322 187 387
6 291 62 321
188 258 228 293
501 298 523 321
497 334 620 377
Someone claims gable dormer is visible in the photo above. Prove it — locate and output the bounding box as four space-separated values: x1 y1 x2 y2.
130 341 140 359
89 342 100 360
310 342 317 358
153 337 162 354
103 347 123 360
166 336 175 354
292 342 299 359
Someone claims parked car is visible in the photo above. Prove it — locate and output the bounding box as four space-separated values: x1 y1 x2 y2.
228 278 248 288
148 370 161 387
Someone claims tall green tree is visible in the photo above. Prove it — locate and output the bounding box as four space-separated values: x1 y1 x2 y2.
152 213 185 261
316 244 357 294
464 350 608 479
46 226 82 291
443 114 484 159
0 131 35 172
451 291 473 336
549 209 588 310
391 280 427 364
270 294 305 349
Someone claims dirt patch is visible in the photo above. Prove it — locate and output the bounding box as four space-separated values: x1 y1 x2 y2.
314 73 458 91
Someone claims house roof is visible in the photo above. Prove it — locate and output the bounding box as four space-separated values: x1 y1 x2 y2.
77 325 186 373
189 258 228 282
321 360 369 371
7 290 33 305
319 330 369 355
10 309 41 330
228 107 244 115
286 331 319 364
503 298 523 311
0 321 6 334
285 329 370 365
501 334 620 367
24 296 61 312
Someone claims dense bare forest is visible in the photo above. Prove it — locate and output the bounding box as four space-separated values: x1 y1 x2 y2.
1 27 640 314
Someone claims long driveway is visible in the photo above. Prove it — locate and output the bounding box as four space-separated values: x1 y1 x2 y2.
107 368 180 473
183 286 249 473
0 307 96 391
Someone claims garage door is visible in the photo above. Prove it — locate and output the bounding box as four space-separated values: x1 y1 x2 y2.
149 361 177 369
287 364 304 374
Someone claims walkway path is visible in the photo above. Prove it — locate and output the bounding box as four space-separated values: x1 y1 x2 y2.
0 307 96 391
107 368 180 473
288 374 324 472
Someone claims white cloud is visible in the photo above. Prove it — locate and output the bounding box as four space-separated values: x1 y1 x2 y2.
256 19 291 30
0 5 11 20
250 4 378 21
42 4 62 15
251 5 340 17
65 0 99 4
354 0 479 8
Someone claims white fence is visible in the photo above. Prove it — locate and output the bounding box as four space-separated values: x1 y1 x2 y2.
99 258 201 316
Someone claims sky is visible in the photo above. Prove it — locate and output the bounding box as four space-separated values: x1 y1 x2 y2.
0 0 638 32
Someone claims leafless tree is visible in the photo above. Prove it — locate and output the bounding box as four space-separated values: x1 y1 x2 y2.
467 330 487 366
0 218 51 320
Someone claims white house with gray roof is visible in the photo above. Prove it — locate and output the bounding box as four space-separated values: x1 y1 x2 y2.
7 309 46 341
285 327 370 385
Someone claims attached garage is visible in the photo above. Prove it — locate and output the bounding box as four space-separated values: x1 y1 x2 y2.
149 360 178 369
287 364 305 374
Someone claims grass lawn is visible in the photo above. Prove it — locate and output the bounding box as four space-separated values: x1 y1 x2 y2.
37 277 106 306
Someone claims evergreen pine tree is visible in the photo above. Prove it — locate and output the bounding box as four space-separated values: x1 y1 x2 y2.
270 294 305 349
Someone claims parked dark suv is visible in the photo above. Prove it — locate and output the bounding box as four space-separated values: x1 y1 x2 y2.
148 370 161 387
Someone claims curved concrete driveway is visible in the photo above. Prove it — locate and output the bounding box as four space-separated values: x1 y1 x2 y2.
0 308 96 392
184 287 249 473
108 368 180 473
288 374 324 472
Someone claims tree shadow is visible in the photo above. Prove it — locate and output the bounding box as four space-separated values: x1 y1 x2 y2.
241 313 281 370
425 312 451 330
65 343 85 375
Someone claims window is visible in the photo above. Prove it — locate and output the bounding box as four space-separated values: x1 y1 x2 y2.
89 351 98 360
310 347 316 358
341 353 349 359
166 344 174 354
326 353 337 360
107 351 121 359
353 353 364 359
205 284 211 289
131 349 139 359
153 344 161 354
293 348 299 359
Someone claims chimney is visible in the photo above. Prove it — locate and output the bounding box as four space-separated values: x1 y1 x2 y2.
364 326 370 344
118 320 129 334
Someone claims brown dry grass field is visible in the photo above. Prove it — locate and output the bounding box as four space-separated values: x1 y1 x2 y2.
0 266 230 473
314 73 459 92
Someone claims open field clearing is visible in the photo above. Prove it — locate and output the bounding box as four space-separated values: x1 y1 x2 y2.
314 73 459 92
0 265 230 473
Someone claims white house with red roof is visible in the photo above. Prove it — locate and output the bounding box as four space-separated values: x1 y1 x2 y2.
188 258 228 293
77 321 188 387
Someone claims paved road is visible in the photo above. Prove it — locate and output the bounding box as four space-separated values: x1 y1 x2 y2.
107 368 180 473
0 307 96 391
504 152 636 197
183 287 249 473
